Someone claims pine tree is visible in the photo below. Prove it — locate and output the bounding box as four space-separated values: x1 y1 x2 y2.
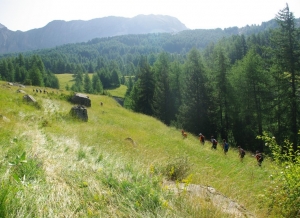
111 69 120 88
230 48 272 151
71 71 83 92
169 61 183 123
92 73 103 94
29 65 43 86
152 52 172 125
271 4 300 152
84 73 93 93
0 59 9 81
213 46 231 140
177 48 211 134
131 56 155 115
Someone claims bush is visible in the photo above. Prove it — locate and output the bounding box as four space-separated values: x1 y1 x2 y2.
162 156 191 181
258 133 300 217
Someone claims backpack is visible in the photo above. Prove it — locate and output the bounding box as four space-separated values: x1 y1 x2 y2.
241 150 245 156
224 142 229 149
259 153 264 161
213 139 218 145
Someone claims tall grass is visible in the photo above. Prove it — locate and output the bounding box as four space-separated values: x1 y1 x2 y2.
0 81 273 217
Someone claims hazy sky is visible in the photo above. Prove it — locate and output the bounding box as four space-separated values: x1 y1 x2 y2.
1 0 300 31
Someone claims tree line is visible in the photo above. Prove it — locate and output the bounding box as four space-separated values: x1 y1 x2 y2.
0 54 59 89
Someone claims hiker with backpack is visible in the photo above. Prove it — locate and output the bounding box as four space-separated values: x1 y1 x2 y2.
199 133 205 145
223 139 229 155
238 146 245 161
211 136 217 149
255 150 264 167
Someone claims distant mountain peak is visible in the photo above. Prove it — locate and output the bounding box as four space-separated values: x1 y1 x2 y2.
0 23 6 29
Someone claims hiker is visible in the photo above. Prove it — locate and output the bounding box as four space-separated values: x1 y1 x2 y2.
199 133 205 145
238 146 245 161
181 129 187 138
223 139 229 154
211 136 217 149
255 150 264 167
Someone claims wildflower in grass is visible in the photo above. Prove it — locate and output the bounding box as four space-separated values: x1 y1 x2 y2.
135 201 141 208
182 174 193 185
162 199 169 209
150 164 155 174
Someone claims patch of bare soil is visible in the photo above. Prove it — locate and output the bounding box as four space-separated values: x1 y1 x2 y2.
163 180 256 218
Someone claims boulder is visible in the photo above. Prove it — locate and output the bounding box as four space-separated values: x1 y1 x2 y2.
71 93 91 107
23 94 36 103
70 105 88 122
17 89 26 94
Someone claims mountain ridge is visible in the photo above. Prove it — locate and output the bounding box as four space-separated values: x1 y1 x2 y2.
0 15 188 54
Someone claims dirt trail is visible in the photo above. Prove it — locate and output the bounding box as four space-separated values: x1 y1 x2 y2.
163 180 256 218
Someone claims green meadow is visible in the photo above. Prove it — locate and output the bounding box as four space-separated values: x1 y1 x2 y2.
56 73 127 98
0 81 274 217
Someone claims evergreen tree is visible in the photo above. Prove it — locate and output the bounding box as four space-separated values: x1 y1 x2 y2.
111 69 120 87
84 73 93 93
131 56 155 115
98 68 111 89
16 53 25 67
7 59 15 82
230 49 272 151
177 48 211 134
123 76 134 109
29 65 43 86
0 59 9 81
213 46 232 140
71 71 83 92
169 61 183 123
152 52 172 125
88 62 94 73
92 73 103 94
271 4 300 151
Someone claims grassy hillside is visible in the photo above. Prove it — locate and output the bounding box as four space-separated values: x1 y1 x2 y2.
0 81 274 217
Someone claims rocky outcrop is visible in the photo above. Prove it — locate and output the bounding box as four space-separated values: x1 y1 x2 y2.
71 93 91 107
70 105 88 122
163 180 256 218
23 94 36 103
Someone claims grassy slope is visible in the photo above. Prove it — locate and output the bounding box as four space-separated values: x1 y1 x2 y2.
0 81 273 217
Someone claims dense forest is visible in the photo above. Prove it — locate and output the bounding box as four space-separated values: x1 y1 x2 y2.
0 5 299 154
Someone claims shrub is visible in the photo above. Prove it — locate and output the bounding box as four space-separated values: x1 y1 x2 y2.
162 156 191 181
257 133 300 217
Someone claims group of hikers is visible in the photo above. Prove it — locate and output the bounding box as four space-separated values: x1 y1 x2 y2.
198 133 264 167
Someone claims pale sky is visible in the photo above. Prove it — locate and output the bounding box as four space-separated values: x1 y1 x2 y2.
0 0 300 32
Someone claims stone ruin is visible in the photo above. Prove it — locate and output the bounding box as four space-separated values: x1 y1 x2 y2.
70 105 88 122
71 93 91 107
